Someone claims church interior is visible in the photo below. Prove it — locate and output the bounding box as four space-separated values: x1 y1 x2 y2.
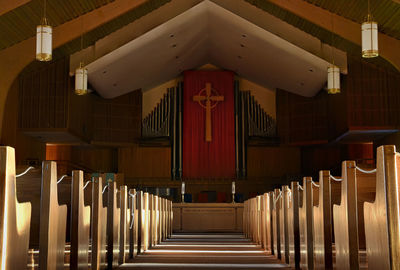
1 0 400 269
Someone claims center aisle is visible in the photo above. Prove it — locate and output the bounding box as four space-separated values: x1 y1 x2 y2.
119 233 291 269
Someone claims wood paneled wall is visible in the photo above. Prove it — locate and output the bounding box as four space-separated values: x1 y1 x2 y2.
118 145 171 180
46 144 117 174
247 146 301 178
345 57 400 128
18 57 70 130
277 57 400 145
277 90 328 145
92 90 142 145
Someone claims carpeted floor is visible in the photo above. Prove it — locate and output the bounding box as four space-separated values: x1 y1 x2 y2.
119 233 292 269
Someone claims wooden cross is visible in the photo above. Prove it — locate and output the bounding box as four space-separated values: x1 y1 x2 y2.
193 83 224 142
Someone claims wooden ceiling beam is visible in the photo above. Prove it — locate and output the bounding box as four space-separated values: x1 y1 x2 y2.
267 0 400 71
0 0 31 16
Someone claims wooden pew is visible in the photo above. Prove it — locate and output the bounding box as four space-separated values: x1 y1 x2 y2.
280 186 290 264
158 196 162 244
128 189 138 259
119 186 130 264
287 182 300 269
243 200 248 238
268 191 275 255
106 181 121 268
0 146 32 270
91 176 107 270
255 196 262 245
168 200 173 238
272 188 281 259
142 192 150 251
313 171 341 270
299 177 318 270
162 198 167 241
260 193 271 252
153 195 159 246
333 160 376 270
364 145 400 270
39 161 68 270
70 170 91 270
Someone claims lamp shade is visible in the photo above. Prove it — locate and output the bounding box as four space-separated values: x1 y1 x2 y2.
362 19 379 58
36 23 52 61
75 64 88 95
327 65 340 94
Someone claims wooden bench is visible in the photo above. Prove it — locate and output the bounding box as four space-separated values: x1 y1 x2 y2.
0 146 175 269
333 160 376 270
364 145 400 270
272 188 282 259
0 146 32 270
287 181 300 269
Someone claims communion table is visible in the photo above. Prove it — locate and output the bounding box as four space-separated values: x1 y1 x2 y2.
172 203 243 232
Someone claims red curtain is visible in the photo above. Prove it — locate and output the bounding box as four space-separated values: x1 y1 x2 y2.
182 70 236 179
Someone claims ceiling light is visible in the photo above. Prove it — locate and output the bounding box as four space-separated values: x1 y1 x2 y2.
36 0 52 61
75 17 88 95
327 13 340 94
362 0 378 58
327 65 340 94
75 62 88 95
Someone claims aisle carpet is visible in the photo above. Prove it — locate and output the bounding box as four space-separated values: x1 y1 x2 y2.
119 233 292 269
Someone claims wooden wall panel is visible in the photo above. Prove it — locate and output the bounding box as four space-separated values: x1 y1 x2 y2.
45 144 116 174
18 57 69 129
277 58 400 145
345 57 400 128
247 146 301 178
68 77 93 141
276 90 328 145
118 145 170 179
93 90 142 144
301 146 344 177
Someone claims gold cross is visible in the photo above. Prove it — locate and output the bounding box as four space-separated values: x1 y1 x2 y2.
193 83 224 142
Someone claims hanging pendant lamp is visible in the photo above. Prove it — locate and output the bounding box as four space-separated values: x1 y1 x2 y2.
75 17 88 95
36 0 52 61
326 13 340 94
327 65 340 94
75 62 88 95
362 0 378 58
362 16 378 58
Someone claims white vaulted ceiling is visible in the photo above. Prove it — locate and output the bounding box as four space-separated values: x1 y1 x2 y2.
86 0 335 98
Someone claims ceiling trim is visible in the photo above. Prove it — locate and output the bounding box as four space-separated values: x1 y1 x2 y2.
261 0 400 71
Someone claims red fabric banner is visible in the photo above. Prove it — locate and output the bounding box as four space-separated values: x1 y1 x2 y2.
182 70 236 179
